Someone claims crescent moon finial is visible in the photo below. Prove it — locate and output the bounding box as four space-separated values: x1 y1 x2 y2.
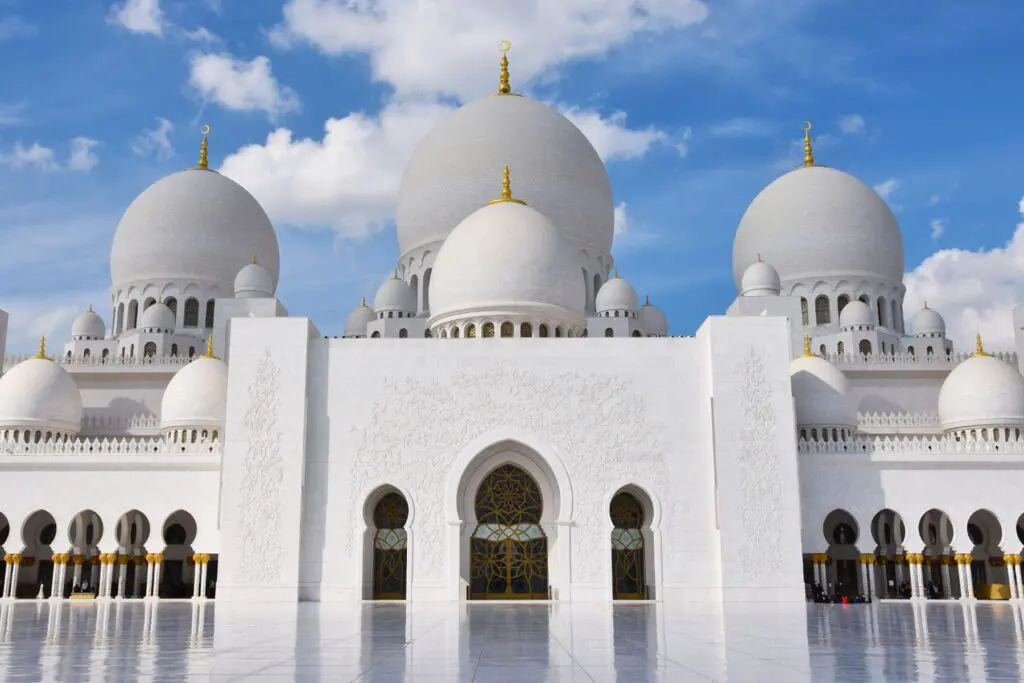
803 120 812 132
202 124 212 136
500 40 511 54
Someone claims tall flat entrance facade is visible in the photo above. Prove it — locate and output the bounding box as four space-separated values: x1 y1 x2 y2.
469 464 548 599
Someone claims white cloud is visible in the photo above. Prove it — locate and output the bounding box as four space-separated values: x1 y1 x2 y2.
108 0 164 36
614 202 629 237
873 178 899 200
0 101 26 126
929 218 945 241
559 108 668 161
271 0 709 100
903 199 1024 351
68 137 100 172
1 142 58 171
0 16 37 41
183 26 221 44
131 117 175 159
838 114 865 135
928 194 942 206
708 117 773 138
220 99 666 236
188 54 300 119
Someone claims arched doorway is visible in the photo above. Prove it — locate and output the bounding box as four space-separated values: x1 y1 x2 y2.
610 492 646 599
966 509 1007 598
20 510 57 599
67 509 103 593
470 464 548 599
822 509 860 598
918 508 956 598
870 508 906 598
115 510 151 599
371 493 409 600
161 510 197 598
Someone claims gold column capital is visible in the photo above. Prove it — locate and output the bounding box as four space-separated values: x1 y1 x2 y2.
118 555 130 565
72 554 85 566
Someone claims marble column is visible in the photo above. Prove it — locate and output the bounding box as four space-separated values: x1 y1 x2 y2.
150 554 163 599
8 556 22 599
133 557 145 598
1007 555 1020 600
191 555 201 599
865 556 876 599
859 554 871 599
71 556 84 588
90 558 100 588
876 557 888 599
2 555 12 598
907 554 920 599
1012 556 1024 599
117 557 129 599
199 556 209 598
941 555 953 598
49 555 63 599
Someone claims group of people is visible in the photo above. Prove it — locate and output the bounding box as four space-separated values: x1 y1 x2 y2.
809 581 870 604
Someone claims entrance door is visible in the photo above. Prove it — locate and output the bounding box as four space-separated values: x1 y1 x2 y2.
371 493 409 600
610 493 646 599
470 464 548 599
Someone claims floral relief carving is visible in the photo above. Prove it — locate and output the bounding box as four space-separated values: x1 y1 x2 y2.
237 350 284 583
348 366 666 584
736 350 784 579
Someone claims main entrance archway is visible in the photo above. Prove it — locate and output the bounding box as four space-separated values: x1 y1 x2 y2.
470 464 548 599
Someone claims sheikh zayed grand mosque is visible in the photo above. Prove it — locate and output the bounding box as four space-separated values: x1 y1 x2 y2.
3 49 1024 609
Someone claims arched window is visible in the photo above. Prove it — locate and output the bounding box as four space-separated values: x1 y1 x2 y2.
83 348 91 359
631 330 642 337
800 298 808 326
891 300 901 333
876 297 887 327
837 341 845 356
610 492 646 599
372 492 409 600
424 329 431 338
539 324 549 338
819 344 827 357
470 464 547 599
858 294 869 305
422 268 432 313
101 348 109 361
814 295 831 325
605 328 614 337
451 326 460 338
188 346 196 357
832 523 856 545
164 297 177 318
183 298 200 328
482 322 495 338
143 342 157 358
205 300 216 328
115 304 123 335
466 324 477 338
908 346 915 356
164 523 187 546
555 327 563 338
409 274 419 314
398 328 408 338
837 294 850 315
144 297 156 311
500 322 514 338
127 300 139 330
859 339 872 356
926 346 934 356
170 343 178 356
520 322 533 338
371 331 381 339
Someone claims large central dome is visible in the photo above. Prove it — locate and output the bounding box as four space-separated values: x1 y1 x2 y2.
110 168 281 294
396 95 614 257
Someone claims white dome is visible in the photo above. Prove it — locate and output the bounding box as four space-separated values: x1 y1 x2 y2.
161 353 228 431
790 352 857 429
595 275 638 313
71 308 105 340
397 95 613 257
0 353 83 435
839 300 873 329
234 260 275 299
913 306 945 337
938 350 1024 432
111 169 280 294
138 302 175 332
641 297 668 337
428 199 585 325
732 165 905 290
374 275 416 314
740 260 781 297
343 299 376 338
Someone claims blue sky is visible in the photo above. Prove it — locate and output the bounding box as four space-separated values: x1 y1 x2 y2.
1 0 1024 354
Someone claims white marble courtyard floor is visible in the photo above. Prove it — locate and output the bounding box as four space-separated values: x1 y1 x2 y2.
1 600 1024 682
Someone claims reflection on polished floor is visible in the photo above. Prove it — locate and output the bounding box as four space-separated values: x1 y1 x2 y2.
1 600 1024 682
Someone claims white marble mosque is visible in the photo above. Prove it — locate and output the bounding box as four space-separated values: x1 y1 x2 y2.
3 48 1024 611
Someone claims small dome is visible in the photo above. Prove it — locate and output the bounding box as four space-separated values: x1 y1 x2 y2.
374 275 417 314
641 297 668 337
429 191 585 327
733 165 905 291
138 302 176 332
71 307 105 340
913 305 945 337
740 259 781 297
839 300 873 329
790 349 857 429
596 275 638 313
0 346 83 435
111 168 280 295
161 347 228 432
344 299 376 338
938 344 1024 433
234 260 275 299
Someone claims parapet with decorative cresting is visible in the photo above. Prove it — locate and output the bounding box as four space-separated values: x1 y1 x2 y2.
0 436 221 456
857 411 941 429
2 353 195 373
799 434 1024 456
828 350 1017 368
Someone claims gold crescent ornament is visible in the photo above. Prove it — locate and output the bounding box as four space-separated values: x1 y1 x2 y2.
202 124 212 135
803 120 812 132
499 40 511 54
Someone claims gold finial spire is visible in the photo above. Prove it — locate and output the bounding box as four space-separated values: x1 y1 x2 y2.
360 296 367 307
975 333 988 357
203 335 219 360
923 300 929 309
252 254 257 265
645 295 651 306
498 40 512 95
87 304 93 313
802 121 815 167
392 269 399 280
34 336 50 361
198 124 211 170
487 165 526 205
802 334 813 357
756 253 764 263
613 268 620 279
